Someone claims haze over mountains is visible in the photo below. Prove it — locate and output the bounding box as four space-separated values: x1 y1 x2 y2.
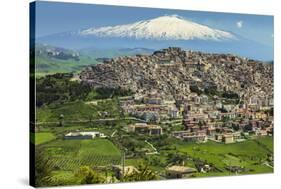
37 15 273 61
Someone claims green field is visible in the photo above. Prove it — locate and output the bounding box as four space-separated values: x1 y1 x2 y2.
37 101 97 122
254 136 273 151
34 121 273 186
123 136 273 177
36 99 121 122
174 137 273 175
33 132 56 145
35 53 98 76
43 138 121 171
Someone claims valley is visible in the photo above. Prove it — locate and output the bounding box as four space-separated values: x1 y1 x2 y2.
32 47 273 186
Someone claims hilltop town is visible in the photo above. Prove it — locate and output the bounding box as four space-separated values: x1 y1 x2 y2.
79 47 273 144
80 47 273 106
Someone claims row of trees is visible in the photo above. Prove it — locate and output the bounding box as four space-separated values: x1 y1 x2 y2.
36 74 133 107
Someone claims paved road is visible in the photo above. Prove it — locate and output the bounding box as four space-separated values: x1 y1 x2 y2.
111 130 117 137
145 140 159 155
36 117 145 125
263 162 273 169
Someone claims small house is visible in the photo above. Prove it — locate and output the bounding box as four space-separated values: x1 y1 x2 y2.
166 165 197 179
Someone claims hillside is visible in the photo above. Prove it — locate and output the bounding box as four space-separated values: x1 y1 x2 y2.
34 44 154 76
80 47 273 104
34 44 97 76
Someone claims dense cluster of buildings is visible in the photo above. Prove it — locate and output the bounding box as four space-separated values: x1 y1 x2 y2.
120 90 181 122
80 47 273 104
119 84 273 143
80 47 273 143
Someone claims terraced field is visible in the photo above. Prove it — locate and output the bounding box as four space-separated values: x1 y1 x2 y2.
42 138 121 171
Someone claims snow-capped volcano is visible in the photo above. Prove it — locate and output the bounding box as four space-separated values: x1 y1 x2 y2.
80 15 236 41
37 15 273 60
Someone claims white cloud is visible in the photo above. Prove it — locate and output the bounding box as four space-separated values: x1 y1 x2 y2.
236 21 243 28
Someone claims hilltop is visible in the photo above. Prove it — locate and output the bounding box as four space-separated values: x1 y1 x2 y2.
80 47 273 104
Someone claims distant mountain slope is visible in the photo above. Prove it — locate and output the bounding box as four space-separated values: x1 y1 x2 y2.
37 15 273 61
34 44 155 75
34 44 97 76
80 47 154 60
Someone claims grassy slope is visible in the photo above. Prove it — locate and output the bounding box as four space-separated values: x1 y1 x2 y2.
36 99 121 122
35 48 154 76
254 136 273 150
35 54 97 76
37 101 97 122
174 137 273 175
32 132 56 145
124 137 273 176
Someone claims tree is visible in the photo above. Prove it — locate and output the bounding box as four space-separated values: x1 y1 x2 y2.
76 166 106 184
58 114 64 127
232 124 240 131
190 85 203 95
244 124 253 132
35 148 53 187
222 91 239 99
122 164 157 182
167 153 188 165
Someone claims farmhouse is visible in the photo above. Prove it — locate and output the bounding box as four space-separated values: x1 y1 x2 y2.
183 134 207 143
222 134 234 144
166 165 197 179
207 127 216 137
172 130 207 143
215 134 223 141
64 131 106 140
127 123 163 135
172 130 191 138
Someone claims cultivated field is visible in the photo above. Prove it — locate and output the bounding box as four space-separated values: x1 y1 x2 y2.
42 138 121 171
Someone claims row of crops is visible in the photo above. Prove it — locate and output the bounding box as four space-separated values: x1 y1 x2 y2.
42 139 122 171
50 154 121 170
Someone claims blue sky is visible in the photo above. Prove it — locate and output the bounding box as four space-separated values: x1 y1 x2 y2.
34 1 274 47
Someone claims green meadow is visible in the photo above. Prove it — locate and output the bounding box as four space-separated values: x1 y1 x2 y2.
32 132 56 145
